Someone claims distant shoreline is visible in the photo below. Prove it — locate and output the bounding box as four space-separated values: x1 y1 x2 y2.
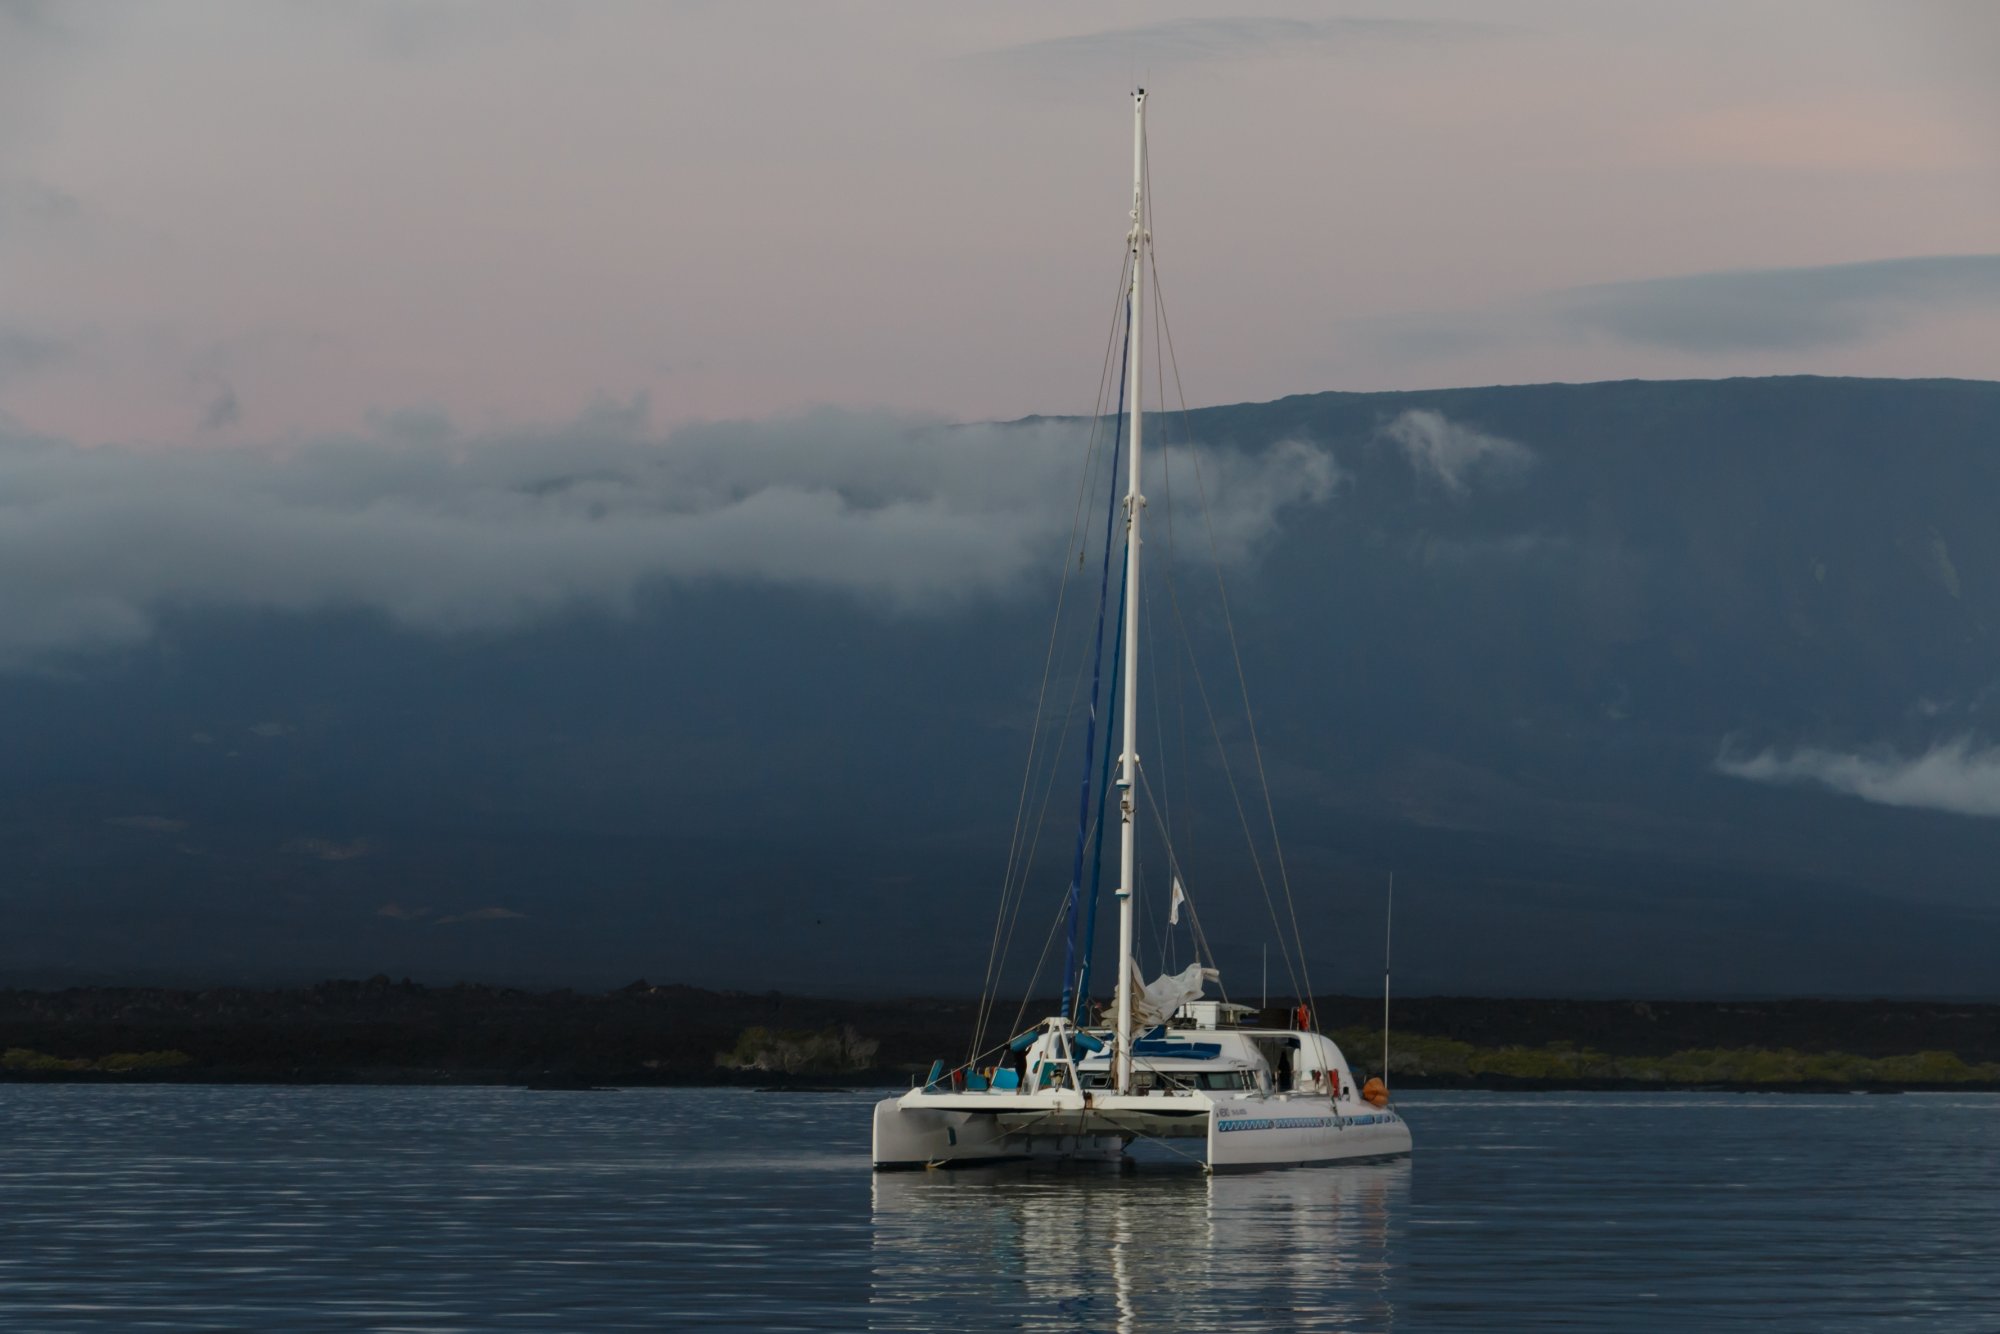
7 979 2000 1093
5 1069 1995 1094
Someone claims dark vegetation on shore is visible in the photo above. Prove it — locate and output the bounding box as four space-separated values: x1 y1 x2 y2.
5 979 2000 1091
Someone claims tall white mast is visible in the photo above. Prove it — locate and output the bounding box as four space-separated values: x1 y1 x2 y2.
1115 89 1147 1096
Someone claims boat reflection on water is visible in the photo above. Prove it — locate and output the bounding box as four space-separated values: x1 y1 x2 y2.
868 1160 1410 1332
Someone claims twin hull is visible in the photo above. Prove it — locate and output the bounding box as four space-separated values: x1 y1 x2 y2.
872 1088 1411 1172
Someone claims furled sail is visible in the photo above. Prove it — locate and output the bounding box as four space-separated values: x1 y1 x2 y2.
1120 960 1220 1030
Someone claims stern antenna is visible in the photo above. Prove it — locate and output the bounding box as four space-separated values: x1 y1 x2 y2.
1382 872 1394 1085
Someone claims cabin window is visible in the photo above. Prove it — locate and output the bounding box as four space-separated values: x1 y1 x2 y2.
1155 1070 1249 1091
1076 1070 1246 1091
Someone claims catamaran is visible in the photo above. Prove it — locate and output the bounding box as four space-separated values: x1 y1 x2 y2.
872 91 1412 1172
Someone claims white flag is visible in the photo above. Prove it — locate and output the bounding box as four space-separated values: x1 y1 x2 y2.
1169 876 1185 926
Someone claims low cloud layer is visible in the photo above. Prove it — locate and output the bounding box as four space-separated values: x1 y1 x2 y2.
0 327 68 383
0 407 1335 665
1719 735 2000 818
1557 254 2000 353
1380 410 1532 495
1372 254 2000 364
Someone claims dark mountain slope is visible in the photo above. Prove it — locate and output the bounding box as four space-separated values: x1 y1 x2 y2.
5 377 2000 997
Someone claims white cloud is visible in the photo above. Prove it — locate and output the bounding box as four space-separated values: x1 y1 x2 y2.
1718 735 2000 818
0 407 1336 665
1380 409 1532 495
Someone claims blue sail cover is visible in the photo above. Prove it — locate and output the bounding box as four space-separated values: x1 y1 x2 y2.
1058 311 1131 1020
1072 571 1124 1021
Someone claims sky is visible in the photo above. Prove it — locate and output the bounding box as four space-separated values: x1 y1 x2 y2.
8 3 2000 994
5 1 2000 447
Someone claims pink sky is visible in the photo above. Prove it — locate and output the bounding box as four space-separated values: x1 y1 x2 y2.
4 1 2000 445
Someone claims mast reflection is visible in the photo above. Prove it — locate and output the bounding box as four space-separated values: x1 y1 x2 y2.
869 1161 1408 1332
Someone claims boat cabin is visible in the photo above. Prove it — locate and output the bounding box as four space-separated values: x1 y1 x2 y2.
1176 1000 1258 1030
1047 1024 1360 1101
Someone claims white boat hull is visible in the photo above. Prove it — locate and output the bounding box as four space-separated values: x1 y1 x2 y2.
872 1086 1410 1172
1206 1098 1411 1171
871 1095 1127 1169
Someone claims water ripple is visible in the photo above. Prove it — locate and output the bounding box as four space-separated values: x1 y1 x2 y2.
0 1086 1994 1329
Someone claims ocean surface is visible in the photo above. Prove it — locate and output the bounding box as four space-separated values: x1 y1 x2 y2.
1 1085 1995 1330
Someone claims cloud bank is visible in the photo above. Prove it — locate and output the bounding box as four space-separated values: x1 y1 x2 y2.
1379 409 1532 495
1556 254 2000 353
0 328 68 383
1370 254 2000 365
1719 735 2000 818
0 407 1335 665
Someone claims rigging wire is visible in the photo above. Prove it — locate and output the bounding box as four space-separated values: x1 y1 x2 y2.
1059 302 1134 1019
987 300 1133 1043
1140 260 1193 971
1071 561 1127 1019
1146 219 1197 955
979 115 1324 1055
969 246 1135 1062
1135 132 1312 1008
1139 570 1174 977
1149 245 1319 1021
1142 375 1305 1001
1000 893 1079 1051
1141 494 1173 904
1136 762 1229 1005
976 624 1098 1058
1144 133 1168 992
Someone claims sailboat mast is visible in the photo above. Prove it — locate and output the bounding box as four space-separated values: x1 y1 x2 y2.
1115 88 1147 1096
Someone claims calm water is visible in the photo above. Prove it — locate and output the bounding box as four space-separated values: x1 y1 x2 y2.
1 1085 1995 1330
